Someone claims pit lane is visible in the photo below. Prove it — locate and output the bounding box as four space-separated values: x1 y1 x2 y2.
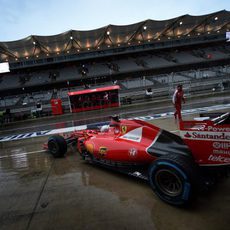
0 111 229 230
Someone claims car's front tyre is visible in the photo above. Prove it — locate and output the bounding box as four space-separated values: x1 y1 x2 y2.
48 135 67 158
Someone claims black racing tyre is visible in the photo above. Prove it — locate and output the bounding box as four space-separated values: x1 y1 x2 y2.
48 135 67 158
148 154 199 206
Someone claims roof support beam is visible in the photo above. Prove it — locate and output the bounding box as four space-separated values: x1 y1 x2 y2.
31 36 49 55
95 25 114 48
127 20 148 43
64 31 81 51
155 15 187 39
216 21 230 31
184 11 222 36
0 44 17 59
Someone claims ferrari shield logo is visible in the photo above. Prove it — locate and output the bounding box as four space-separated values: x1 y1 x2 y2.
121 126 127 134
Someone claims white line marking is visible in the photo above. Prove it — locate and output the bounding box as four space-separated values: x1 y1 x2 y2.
0 150 46 159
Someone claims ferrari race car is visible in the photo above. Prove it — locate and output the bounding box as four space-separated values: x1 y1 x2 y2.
45 112 230 206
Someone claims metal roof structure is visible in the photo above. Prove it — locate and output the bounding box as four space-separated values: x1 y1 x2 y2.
0 10 229 63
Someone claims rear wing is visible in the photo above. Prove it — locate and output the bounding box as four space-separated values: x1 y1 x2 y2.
179 112 230 131
179 112 230 166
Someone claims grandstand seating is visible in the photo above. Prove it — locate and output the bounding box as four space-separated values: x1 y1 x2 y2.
0 31 229 123
0 43 229 92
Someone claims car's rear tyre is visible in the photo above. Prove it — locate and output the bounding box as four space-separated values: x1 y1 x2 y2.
48 135 67 158
148 154 198 206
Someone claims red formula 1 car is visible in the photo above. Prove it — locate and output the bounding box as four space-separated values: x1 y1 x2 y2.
45 113 230 206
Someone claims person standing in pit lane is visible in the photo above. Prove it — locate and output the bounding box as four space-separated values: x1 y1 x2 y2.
172 84 185 120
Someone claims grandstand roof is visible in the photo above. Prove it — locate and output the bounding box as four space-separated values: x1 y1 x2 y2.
0 10 229 62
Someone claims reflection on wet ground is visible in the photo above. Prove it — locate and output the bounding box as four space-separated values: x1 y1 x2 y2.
0 113 230 229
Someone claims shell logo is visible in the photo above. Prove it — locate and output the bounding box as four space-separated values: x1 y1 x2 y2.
99 147 107 156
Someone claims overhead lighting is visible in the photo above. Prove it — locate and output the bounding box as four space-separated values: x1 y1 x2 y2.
128 42 131 45
67 50 70 53
138 41 141 44
179 21 183 25
158 38 161 40
77 49 80 52
87 48 90 50
36 55 39 58
168 37 171 39
26 56 29 59
217 30 220 33
106 31 110 35
187 34 190 37
70 36 73 40
97 46 100 49
57 52 59 55
117 43 120 47
143 26 147 31
148 39 151 42
107 45 110 48
15 58 18 61
197 33 200 36
5 59 8 62
177 36 181 38
207 31 210 34
214 16 218 21
46 53 49 56
33 41 36 45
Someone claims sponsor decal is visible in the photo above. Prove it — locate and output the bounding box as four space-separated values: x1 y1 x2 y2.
184 132 192 138
213 142 230 150
192 125 206 130
119 127 143 142
212 142 230 155
121 125 127 134
99 146 107 156
208 154 230 164
207 126 230 132
129 148 138 157
181 131 230 141
213 149 230 155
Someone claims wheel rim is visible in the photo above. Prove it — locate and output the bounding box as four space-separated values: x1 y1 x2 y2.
155 169 183 197
49 141 58 154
